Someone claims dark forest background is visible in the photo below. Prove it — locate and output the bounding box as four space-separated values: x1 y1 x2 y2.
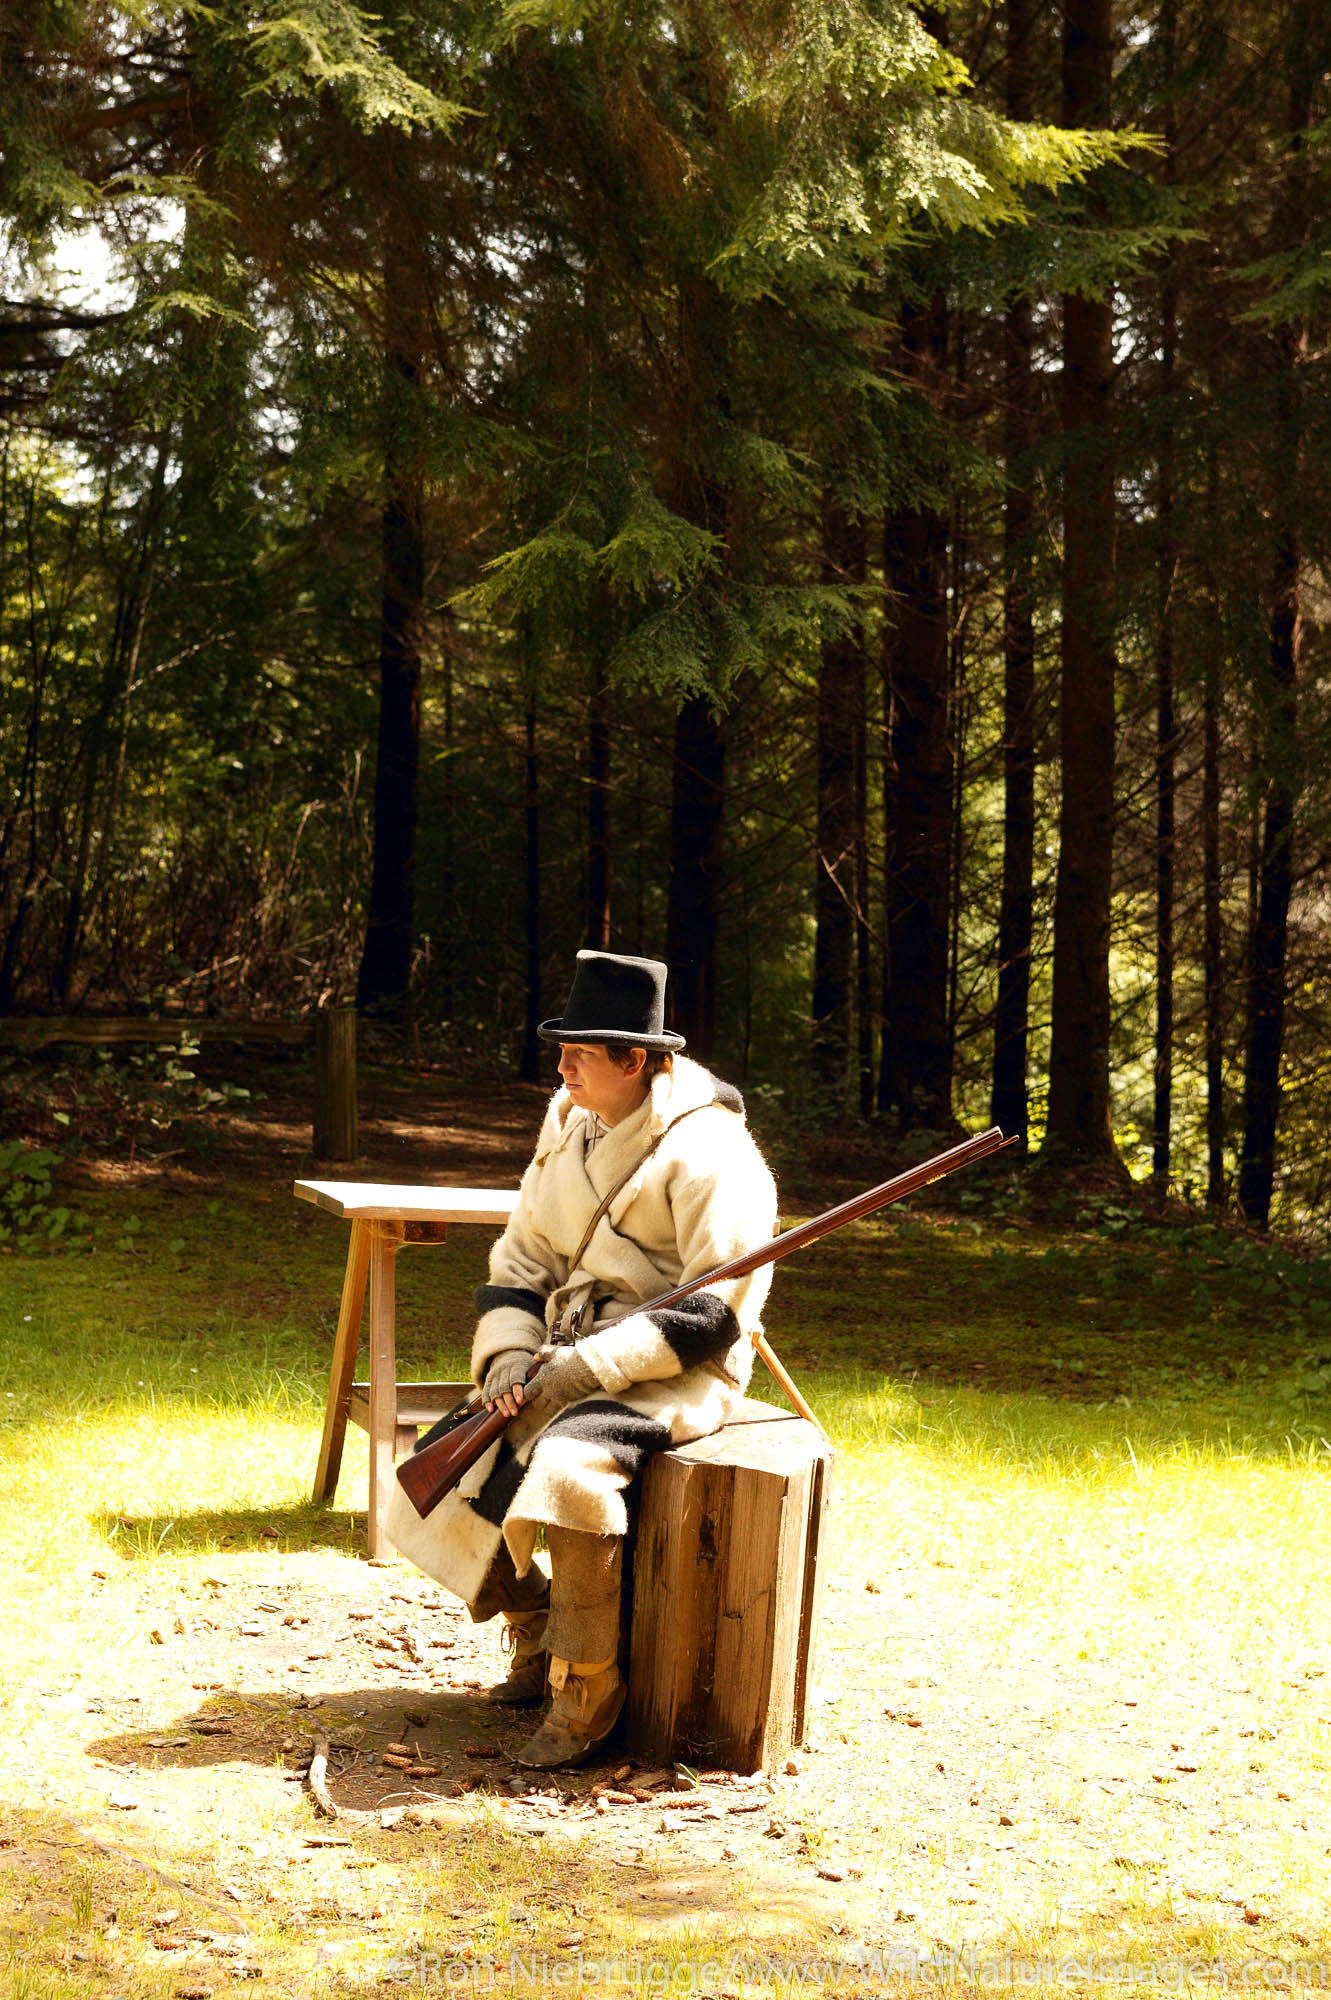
3 0 1331 1227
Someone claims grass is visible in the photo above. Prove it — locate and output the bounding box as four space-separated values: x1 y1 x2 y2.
2 1098 1331 1994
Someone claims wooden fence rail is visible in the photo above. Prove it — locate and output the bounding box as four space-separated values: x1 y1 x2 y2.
0 1017 314 1047
0 1010 358 1162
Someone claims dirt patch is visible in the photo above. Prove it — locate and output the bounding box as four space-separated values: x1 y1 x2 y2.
12 1543 878 1983
12 1511 1329 1992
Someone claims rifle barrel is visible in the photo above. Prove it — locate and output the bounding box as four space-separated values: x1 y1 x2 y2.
643 1124 1011 1313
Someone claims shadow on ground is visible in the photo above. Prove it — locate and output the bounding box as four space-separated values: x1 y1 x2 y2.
86 1679 606 1812
92 1501 368 1559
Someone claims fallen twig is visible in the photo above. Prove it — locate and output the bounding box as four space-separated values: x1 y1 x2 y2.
307 1732 338 1820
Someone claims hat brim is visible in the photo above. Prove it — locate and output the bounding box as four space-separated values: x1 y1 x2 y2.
537 1018 686 1052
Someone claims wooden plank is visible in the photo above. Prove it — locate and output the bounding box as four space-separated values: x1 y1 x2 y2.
347 1381 471 1431
712 1459 786 1767
366 1224 399 1561
626 1456 700 1758
294 1180 519 1224
792 1452 831 1745
0 1015 313 1047
669 1403 811 1470
757 1453 817 1768
311 1220 371 1504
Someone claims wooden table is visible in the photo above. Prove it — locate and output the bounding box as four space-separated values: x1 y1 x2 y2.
295 1179 520 1555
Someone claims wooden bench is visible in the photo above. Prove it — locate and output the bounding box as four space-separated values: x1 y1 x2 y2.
295 1178 520 1555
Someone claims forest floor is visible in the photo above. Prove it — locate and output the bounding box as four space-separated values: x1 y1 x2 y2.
2 1046 1331 1997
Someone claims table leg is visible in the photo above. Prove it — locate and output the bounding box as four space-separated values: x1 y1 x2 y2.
312 1219 371 1505
366 1221 400 1559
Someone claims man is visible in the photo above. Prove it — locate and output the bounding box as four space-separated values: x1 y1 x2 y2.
384 949 778 1769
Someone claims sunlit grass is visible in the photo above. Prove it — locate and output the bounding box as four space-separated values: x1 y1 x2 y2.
805 1362 1331 1694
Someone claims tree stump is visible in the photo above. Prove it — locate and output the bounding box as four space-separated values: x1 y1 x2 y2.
625 1401 831 1773
314 1005 358 1161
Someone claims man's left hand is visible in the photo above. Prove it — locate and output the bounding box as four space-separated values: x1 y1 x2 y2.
518 1345 599 1426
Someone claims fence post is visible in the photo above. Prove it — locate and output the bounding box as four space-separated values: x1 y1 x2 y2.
314 1005 358 1162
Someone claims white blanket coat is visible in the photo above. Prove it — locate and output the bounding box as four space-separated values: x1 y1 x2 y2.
384 1056 778 1603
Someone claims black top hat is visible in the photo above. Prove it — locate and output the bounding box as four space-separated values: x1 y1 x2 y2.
538 951 686 1052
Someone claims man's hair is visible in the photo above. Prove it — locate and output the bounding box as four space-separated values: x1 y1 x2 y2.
607 1047 672 1080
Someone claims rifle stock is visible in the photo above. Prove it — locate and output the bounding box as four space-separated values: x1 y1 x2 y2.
395 1124 1011 1522
393 1361 544 1521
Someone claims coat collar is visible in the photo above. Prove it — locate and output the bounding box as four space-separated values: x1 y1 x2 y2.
534 1054 735 1166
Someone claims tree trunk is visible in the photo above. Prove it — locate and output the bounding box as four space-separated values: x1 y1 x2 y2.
0 477 57 1010
1239 393 1301 1225
1238 529 1298 1227
1202 630 1225 1206
813 490 866 1105
358 129 426 1021
663 270 731 1060
854 685 873 1119
990 296 1037 1146
1044 0 1117 1162
991 0 1038 1149
1153 279 1178 1183
1200 436 1225 1205
876 646 897 1115
1238 49 1311 1229
55 449 165 1004
586 653 612 950
1152 0 1178 1185
883 301 953 1131
666 694 725 1059
437 629 456 1022
521 681 542 1083
946 454 968 1077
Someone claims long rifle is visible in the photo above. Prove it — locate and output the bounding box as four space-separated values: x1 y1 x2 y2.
395 1123 1012 1521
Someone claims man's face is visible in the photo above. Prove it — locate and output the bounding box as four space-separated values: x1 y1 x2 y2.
557 1042 647 1126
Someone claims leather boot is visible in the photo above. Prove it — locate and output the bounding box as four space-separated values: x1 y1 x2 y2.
515 1656 626 1770
487 1607 549 1706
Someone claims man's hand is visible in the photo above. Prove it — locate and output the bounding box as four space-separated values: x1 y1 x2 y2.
482 1348 538 1418
517 1345 599 1426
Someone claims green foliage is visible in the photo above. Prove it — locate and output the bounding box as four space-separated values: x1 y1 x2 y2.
0 1048 254 1164
466 529 601 624
5 0 1331 1229
596 491 722 603
499 0 600 37
243 0 464 132
0 1142 81 1250
716 0 1129 282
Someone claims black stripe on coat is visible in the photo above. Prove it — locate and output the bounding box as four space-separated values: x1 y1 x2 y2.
644 1289 741 1370
538 1398 674 1476
702 1070 745 1116
466 1435 532 1528
474 1283 547 1323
